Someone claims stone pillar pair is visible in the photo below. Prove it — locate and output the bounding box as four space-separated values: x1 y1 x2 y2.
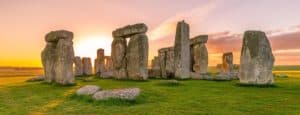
73 56 92 76
190 35 208 74
111 23 149 80
41 30 75 85
158 47 175 79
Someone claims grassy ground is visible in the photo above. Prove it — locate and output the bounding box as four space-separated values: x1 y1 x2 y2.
0 75 300 115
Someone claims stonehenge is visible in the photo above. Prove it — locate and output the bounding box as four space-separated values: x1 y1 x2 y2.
82 57 92 76
41 30 75 85
111 23 149 80
40 22 276 86
174 21 191 79
239 31 275 85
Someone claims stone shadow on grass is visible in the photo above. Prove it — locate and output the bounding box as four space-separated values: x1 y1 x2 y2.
235 83 278 88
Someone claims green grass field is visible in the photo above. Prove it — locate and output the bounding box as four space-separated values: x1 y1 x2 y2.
0 74 300 115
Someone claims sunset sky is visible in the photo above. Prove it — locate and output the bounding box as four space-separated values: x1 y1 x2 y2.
0 0 300 67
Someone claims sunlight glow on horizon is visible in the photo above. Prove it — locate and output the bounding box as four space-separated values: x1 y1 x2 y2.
74 35 112 66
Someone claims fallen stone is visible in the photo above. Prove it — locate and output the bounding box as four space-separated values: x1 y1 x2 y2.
93 88 140 101
76 85 101 96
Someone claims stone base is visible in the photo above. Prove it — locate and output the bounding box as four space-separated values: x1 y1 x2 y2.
190 72 212 80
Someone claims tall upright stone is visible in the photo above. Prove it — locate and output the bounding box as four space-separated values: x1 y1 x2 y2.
41 42 57 83
174 21 190 79
41 30 75 85
158 48 168 78
126 33 149 80
82 57 92 76
111 37 127 79
74 56 83 76
190 35 208 74
94 48 105 77
239 31 275 85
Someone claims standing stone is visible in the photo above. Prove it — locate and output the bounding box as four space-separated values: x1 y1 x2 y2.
158 48 168 78
41 42 57 83
111 37 127 79
74 56 83 76
239 31 275 85
94 49 105 77
126 33 149 80
190 35 208 74
174 21 190 79
150 56 161 78
41 30 75 85
82 57 92 76
165 47 175 78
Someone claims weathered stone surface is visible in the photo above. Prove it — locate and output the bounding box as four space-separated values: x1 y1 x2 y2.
190 35 208 74
150 56 161 78
54 38 75 84
45 30 73 42
190 35 208 45
239 31 275 85
76 85 101 96
41 42 57 83
111 37 127 79
74 56 83 76
126 33 149 80
190 72 212 80
42 30 75 85
174 21 190 79
82 57 92 76
94 49 105 77
158 47 175 79
93 88 140 100
112 23 147 38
